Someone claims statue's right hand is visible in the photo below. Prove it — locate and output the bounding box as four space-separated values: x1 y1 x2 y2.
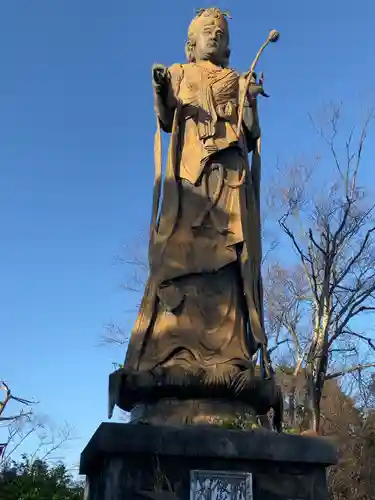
152 64 169 93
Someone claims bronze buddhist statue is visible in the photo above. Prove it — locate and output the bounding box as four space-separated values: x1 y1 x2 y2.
109 8 282 428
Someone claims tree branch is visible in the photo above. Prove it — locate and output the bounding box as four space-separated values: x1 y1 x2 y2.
279 215 319 300
326 363 375 380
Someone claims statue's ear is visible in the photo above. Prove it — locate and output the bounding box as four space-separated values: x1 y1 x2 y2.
185 40 195 63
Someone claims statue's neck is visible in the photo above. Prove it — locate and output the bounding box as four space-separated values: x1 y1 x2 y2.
195 59 227 71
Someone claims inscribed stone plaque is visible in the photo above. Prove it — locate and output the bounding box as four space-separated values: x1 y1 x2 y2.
190 470 252 500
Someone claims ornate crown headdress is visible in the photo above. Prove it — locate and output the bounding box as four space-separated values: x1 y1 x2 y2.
188 8 231 40
186 8 231 62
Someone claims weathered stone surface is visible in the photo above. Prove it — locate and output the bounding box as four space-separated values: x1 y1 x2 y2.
80 423 336 500
130 398 258 425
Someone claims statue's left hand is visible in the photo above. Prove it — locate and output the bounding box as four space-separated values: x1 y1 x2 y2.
152 63 170 94
248 72 269 98
248 83 269 99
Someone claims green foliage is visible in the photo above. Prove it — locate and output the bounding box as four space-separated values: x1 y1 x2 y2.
210 413 260 430
213 412 300 433
281 426 299 434
0 455 84 500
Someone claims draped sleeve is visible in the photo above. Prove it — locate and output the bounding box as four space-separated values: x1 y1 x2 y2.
165 64 184 112
239 74 261 153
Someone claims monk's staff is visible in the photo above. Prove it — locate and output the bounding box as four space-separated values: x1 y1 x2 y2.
237 29 279 380
236 29 280 138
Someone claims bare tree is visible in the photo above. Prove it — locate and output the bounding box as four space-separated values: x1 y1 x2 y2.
266 103 375 432
0 381 35 422
0 381 74 466
0 381 35 462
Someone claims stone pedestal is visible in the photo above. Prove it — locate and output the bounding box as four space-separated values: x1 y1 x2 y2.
130 398 259 426
80 423 336 500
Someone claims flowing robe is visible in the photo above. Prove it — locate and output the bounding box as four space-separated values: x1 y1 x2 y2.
125 60 267 376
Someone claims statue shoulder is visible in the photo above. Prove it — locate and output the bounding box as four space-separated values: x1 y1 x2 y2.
229 66 240 77
168 63 185 79
167 63 186 95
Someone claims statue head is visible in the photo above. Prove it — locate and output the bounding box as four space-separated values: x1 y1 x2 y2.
185 8 231 67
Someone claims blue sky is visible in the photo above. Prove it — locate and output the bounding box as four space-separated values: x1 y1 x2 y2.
1 0 374 468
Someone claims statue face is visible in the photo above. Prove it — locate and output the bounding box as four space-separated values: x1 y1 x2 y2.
194 24 229 66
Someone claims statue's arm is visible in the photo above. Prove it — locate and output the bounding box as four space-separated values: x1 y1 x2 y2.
239 73 261 152
152 63 181 133
242 95 260 152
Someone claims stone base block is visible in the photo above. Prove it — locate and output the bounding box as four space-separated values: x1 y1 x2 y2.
80 423 336 500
